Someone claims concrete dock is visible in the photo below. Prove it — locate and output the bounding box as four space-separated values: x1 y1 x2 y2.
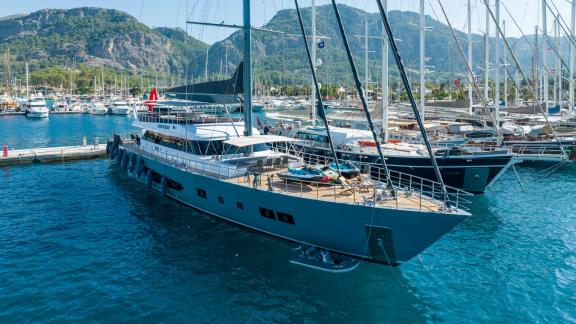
0 144 108 165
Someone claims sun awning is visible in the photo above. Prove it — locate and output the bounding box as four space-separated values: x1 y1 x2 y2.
223 135 298 148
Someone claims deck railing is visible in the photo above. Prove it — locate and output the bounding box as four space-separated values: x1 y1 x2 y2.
125 142 471 213
509 143 571 161
275 145 472 210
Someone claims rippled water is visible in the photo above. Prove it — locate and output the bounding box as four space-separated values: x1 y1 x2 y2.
1 115 575 322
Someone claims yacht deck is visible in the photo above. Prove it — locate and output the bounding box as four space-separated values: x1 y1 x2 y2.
225 167 447 212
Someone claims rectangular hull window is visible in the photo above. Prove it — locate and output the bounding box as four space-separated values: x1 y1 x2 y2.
277 212 295 225
259 208 276 220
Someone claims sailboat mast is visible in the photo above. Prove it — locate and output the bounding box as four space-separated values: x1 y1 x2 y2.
205 47 209 82
382 0 389 142
494 0 500 124
571 0 575 115
468 0 473 114
555 14 561 107
376 0 449 205
243 0 253 136
294 0 341 175
484 0 490 101
542 0 549 115
365 20 369 97
25 61 29 99
225 46 229 77
503 19 507 108
419 0 425 119
310 0 317 124
535 26 540 103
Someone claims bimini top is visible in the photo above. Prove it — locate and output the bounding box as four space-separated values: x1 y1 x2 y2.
223 135 298 148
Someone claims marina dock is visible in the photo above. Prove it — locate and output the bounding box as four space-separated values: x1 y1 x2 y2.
0 144 108 165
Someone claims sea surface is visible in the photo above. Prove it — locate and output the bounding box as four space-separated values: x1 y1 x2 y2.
1 114 575 322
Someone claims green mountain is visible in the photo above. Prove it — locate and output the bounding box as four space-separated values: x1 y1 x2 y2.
0 7 208 76
209 4 488 85
0 5 555 91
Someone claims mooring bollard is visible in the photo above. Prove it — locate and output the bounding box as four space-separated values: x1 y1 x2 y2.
2 145 7 157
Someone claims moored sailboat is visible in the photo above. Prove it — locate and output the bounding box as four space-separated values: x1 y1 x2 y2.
109 0 471 268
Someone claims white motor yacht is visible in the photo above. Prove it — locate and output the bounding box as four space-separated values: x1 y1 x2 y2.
26 94 49 118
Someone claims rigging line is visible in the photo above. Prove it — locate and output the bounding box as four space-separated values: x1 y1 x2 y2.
138 0 145 22
501 1 574 109
548 0 576 47
375 0 452 206
483 0 567 155
427 1 497 131
329 0 394 190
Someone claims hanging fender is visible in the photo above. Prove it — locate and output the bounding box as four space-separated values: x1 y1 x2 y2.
146 169 153 188
135 156 144 176
105 141 112 155
128 153 137 172
110 146 117 160
160 176 168 196
115 148 124 164
121 151 130 170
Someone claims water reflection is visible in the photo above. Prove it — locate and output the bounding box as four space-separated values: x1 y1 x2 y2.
107 164 433 322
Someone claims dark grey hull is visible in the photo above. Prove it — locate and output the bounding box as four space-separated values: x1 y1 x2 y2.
118 147 467 265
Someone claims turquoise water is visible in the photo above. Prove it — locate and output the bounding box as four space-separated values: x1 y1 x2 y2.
1 115 575 322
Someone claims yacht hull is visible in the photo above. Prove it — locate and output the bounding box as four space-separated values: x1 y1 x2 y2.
120 148 467 264
89 110 108 115
26 111 49 118
290 144 514 194
109 108 130 115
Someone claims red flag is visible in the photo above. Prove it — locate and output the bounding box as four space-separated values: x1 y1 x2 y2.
144 88 158 112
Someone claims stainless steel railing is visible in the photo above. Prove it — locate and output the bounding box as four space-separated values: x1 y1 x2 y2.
123 142 470 212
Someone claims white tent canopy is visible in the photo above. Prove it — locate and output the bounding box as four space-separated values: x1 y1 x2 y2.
223 135 298 148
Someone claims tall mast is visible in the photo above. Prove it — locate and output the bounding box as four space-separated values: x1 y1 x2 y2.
365 20 369 97
376 0 450 206
294 0 341 175
419 0 425 119
494 0 500 124
243 0 253 136
571 0 575 115
535 26 540 103
25 61 29 99
503 19 507 108
310 0 317 124
225 46 229 77
542 0 549 115
382 0 389 142
484 0 490 101
204 47 209 82
555 14 561 107
467 0 473 114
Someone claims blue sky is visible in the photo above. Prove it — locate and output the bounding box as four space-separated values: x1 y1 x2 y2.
0 1 572 44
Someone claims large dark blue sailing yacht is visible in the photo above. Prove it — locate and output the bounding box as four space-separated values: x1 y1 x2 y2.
108 0 471 269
